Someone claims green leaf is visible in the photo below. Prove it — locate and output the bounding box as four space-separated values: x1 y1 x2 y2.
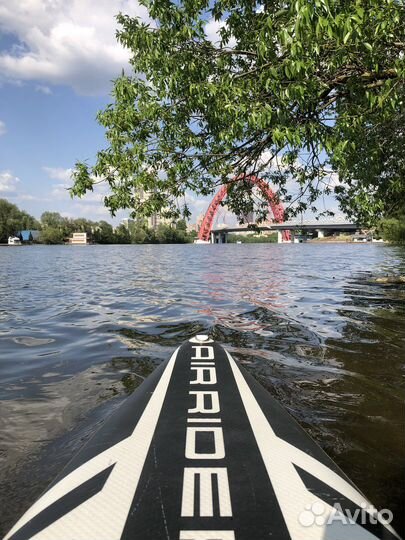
70 0 405 225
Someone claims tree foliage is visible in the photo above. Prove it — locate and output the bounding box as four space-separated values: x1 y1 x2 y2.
94 221 116 244
40 212 66 229
376 191 405 243
39 212 98 244
127 218 192 243
333 96 405 223
0 200 195 245
40 227 66 245
228 232 277 243
378 215 405 243
0 199 40 242
71 0 405 225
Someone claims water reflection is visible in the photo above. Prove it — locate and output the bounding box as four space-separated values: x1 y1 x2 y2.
0 244 404 535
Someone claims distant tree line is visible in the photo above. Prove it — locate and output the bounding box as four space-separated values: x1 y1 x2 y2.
227 233 277 244
0 199 40 243
377 215 405 245
371 176 405 244
0 199 197 244
1 198 403 244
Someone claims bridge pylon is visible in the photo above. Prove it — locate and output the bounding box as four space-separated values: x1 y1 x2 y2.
197 175 290 243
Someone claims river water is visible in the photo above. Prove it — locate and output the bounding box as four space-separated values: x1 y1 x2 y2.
0 243 404 536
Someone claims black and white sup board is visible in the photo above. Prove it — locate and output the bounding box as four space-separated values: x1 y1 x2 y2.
4 336 400 540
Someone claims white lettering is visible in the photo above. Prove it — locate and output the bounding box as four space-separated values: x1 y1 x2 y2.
187 418 221 423
191 346 214 360
190 367 217 385
188 391 220 414
181 468 232 517
185 427 225 460
191 362 215 366
179 532 235 540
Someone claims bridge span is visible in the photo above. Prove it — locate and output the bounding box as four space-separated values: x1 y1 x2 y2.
208 219 359 244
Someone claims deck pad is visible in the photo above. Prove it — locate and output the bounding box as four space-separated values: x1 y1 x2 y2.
4 337 400 540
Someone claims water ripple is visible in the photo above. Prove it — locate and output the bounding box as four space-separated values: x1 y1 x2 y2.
0 243 404 535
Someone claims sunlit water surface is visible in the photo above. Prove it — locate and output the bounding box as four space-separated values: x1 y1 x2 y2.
0 243 404 535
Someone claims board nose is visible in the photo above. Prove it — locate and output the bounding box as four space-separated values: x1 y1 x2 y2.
195 334 210 342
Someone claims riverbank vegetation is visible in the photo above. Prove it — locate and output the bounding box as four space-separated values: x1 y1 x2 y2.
375 191 405 244
377 215 405 244
0 199 196 244
70 0 405 232
227 233 277 243
0 199 40 243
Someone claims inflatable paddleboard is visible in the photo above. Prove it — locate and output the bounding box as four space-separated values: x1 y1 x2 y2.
4 336 400 540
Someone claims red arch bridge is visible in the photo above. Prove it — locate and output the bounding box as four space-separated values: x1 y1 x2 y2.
196 175 358 244
197 175 291 243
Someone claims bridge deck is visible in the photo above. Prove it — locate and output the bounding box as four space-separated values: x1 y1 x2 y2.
212 223 358 233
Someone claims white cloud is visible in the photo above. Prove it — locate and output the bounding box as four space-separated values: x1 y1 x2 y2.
323 170 341 187
43 166 72 183
51 182 109 204
0 0 151 95
43 165 111 207
14 193 49 202
205 19 224 44
35 84 52 94
0 120 6 135
256 151 304 174
184 192 210 220
60 203 125 222
0 170 20 192
205 18 236 48
184 192 239 225
51 183 71 200
71 203 111 217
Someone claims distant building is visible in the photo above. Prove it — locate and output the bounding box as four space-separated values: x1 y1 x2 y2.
18 230 40 242
68 232 89 245
187 222 196 233
130 188 171 230
195 213 205 233
148 213 171 229
120 218 135 229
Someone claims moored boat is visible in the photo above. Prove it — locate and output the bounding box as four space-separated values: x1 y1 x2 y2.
7 236 22 246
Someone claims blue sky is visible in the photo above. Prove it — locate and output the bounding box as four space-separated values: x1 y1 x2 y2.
0 84 119 220
0 0 153 224
0 1 341 226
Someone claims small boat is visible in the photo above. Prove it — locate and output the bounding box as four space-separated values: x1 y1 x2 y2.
4 336 401 540
194 238 211 244
7 236 21 246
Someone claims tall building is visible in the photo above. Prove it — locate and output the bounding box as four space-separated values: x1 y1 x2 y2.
196 212 205 233
148 214 161 229
134 187 171 230
120 218 135 229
